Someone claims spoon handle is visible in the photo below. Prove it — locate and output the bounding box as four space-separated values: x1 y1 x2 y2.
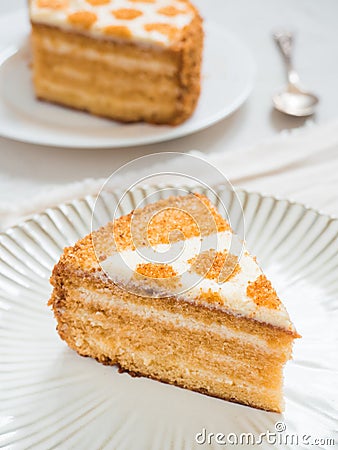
273 31 300 86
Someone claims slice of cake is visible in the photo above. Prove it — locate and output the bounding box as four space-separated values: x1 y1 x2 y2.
29 0 203 125
49 194 300 412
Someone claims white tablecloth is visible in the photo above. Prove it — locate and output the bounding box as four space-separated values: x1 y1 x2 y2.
1 120 337 229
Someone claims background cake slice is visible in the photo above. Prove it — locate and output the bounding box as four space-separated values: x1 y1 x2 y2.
49 194 300 412
29 0 203 125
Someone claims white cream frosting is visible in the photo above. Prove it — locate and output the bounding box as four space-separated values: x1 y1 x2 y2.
101 231 295 331
29 0 195 46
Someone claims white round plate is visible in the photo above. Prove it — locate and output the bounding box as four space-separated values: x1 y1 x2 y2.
0 186 337 450
0 9 254 148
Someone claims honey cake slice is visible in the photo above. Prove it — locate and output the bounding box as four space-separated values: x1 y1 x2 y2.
49 194 300 412
29 0 203 125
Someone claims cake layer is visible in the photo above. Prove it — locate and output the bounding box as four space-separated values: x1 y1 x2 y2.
39 54 180 90
35 29 179 75
73 311 284 389
70 286 289 358
51 283 286 411
31 23 202 124
36 80 178 122
34 53 180 97
54 272 297 351
71 287 289 384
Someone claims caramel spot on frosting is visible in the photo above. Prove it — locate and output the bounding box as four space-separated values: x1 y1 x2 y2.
157 6 185 16
144 23 180 41
136 263 177 279
197 289 223 305
112 8 143 20
133 262 180 294
104 25 132 38
86 0 110 5
37 0 68 9
247 275 281 309
190 250 240 283
146 208 200 246
68 11 97 28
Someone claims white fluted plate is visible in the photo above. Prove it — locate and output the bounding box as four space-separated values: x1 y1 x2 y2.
0 186 337 450
0 10 254 148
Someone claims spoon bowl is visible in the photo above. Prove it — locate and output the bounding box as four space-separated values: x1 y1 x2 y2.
273 31 319 117
273 85 319 117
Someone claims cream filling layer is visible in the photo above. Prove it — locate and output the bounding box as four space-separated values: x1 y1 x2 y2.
37 36 178 75
78 287 287 354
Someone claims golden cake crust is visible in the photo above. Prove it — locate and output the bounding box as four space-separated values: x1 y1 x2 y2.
172 8 203 124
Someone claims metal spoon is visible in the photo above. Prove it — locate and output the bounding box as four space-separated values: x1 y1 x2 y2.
273 31 319 117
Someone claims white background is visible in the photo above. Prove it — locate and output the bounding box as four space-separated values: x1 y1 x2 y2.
0 0 338 202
